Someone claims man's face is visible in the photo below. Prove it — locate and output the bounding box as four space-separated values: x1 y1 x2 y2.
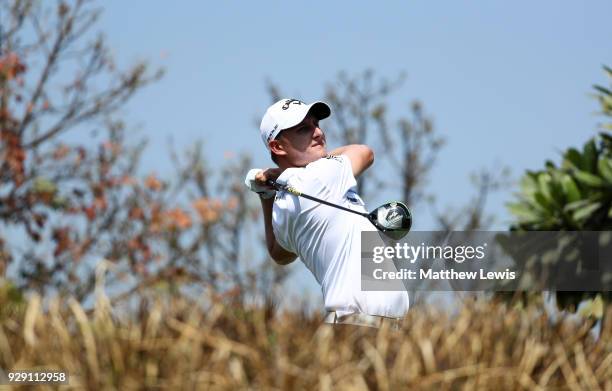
271 114 327 167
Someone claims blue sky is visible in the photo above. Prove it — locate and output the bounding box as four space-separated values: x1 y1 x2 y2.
98 1 611 228
96 1 612 296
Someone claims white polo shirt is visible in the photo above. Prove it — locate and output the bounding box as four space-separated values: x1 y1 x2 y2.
272 155 409 318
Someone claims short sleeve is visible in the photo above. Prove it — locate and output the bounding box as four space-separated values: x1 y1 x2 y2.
303 154 357 199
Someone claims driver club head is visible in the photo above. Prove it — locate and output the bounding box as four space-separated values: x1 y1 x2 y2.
368 201 412 240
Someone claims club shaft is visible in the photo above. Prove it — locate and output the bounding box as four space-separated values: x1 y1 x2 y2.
267 180 368 218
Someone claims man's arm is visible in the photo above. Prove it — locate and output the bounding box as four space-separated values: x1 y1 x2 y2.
328 144 374 177
251 168 297 265
260 196 297 265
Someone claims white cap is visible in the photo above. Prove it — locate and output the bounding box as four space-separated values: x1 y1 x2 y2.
259 98 331 150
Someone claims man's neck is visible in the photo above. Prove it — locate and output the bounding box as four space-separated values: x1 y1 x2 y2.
278 157 320 170
277 159 303 170
277 161 291 171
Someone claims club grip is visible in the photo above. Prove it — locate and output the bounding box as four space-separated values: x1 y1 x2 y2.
267 180 289 193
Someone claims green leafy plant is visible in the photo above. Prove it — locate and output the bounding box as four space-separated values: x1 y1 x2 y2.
507 134 612 231
506 66 612 317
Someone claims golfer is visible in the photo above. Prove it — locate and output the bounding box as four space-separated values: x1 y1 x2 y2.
245 98 409 328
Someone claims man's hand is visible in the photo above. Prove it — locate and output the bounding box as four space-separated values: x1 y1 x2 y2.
244 168 283 199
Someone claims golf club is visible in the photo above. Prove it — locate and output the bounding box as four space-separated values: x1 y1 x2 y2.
266 180 412 239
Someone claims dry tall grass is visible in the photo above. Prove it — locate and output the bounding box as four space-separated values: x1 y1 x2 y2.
0 290 611 390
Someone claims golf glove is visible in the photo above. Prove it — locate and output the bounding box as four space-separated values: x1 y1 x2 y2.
244 168 276 199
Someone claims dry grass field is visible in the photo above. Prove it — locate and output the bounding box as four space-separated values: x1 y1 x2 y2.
0 291 611 390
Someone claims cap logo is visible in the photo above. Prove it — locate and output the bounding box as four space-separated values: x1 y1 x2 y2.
282 99 304 110
267 124 279 142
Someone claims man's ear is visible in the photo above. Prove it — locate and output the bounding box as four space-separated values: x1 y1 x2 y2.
269 139 287 157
